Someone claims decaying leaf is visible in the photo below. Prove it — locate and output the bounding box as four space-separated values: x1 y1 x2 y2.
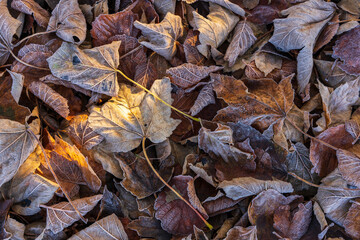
190 84 215 116
44 194 103 234
134 61 158 89
128 216 171 240
218 177 293 200
344 200 360 239
167 63 222 89
11 0 50 28
224 21 257 67
0 0 22 65
47 0 87 44
68 214 128 239
47 41 121 96
134 13 183 60
224 226 257 240
337 144 360 188
202 0 245 16
4 218 25 240
88 78 180 152
7 70 24 103
193 3 239 57
269 0 336 93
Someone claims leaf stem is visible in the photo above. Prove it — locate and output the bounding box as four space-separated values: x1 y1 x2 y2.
28 129 87 223
115 69 200 122
10 50 49 71
13 29 58 48
141 137 213 230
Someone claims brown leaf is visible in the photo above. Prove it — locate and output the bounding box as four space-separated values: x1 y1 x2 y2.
183 30 205 65
67 114 104 150
190 84 215 116
344 200 360 239
314 14 339 53
0 200 12 239
332 25 360 75
124 0 159 24
11 0 50 28
90 10 139 47
134 61 158 89
248 0 289 25
224 21 256 67
167 63 222 89
310 124 354 177
224 226 257 240
47 0 86 44
114 151 174 199
29 81 69 119
273 201 313 240
99 186 123 217
44 195 103 234
128 216 171 240
154 175 208 235
40 74 92 96
337 145 360 188
202 192 240 216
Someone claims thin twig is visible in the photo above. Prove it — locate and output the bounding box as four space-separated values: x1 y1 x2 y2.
142 137 213 230
0 64 11 69
28 129 87 223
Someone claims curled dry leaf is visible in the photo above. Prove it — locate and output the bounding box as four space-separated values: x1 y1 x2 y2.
224 21 257 67
337 144 360 188
128 216 172 240
47 0 86 44
44 194 103 234
11 0 50 28
166 63 223 89
190 84 215 116
224 226 257 240
193 3 239 57
91 10 139 47
67 114 104 150
134 12 183 60
88 78 180 152
202 0 245 16
218 177 293 200
114 151 174 199
7 70 24 103
29 81 69 119
332 26 360 75
269 0 336 93
0 0 22 65
154 175 208 236
310 124 354 177
47 41 121 97
68 213 128 240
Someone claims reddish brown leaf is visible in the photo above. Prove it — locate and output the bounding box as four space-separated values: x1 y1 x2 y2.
310 124 354 177
248 0 289 25
332 25 360 75
134 61 158 89
91 10 139 47
28 81 69 119
11 0 50 28
190 84 215 116
337 144 360 188
154 175 208 235
128 216 171 240
344 200 360 239
124 0 159 24
183 30 205 65
224 226 257 240
314 14 339 52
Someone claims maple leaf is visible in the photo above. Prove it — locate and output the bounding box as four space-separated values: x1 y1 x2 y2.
0 0 22 65
269 0 336 93
134 13 183 60
47 41 121 97
193 3 239 57
47 0 86 44
88 78 180 152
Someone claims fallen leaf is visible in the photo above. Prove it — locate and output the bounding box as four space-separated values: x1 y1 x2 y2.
154 0 176 18
88 78 180 152
0 0 22 65
44 194 103 234
128 216 171 240
183 30 205 65
273 201 313 240
90 10 139 46
193 3 239 57
7 70 24 103
4 218 25 240
68 213 128 239
224 21 256 67
40 74 92 96
67 114 104 150
0 200 11 239
99 186 123 217
310 124 354 177
248 0 289 25
343 200 360 239
315 168 360 226
154 175 208 235
218 177 293 200
134 61 158 89
314 14 339 53
124 0 159 24
190 84 215 116
337 144 360 188
254 51 282 76
202 191 240 216
167 63 222 89
134 12 183 60
47 0 86 44
47 41 121 97
332 25 360 75
202 0 245 16
11 0 50 28
114 151 174 199
269 0 336 93
224 226 257 240
29 81 69 119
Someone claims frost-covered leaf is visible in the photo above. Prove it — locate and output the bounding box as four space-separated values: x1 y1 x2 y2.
202 0 245 16
47 41 120 97
337 144 360 189
193 3 239 57
344 200 360 239
4 218 25 240
134 13 183 60
314 60 357 87
44 194 103 234
7 70 24 103
88 78 180 152
225 226 257 240
68 214 128 240
47 0 86 44
11 0 50 28
190 84 215 116
134 61 158 89
154 0 176 18
128 216 171 240
218 177 293 200
225 21 256 67
269 0 336 93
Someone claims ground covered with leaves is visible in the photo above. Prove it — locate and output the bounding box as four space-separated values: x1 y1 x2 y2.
1 0 360 239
